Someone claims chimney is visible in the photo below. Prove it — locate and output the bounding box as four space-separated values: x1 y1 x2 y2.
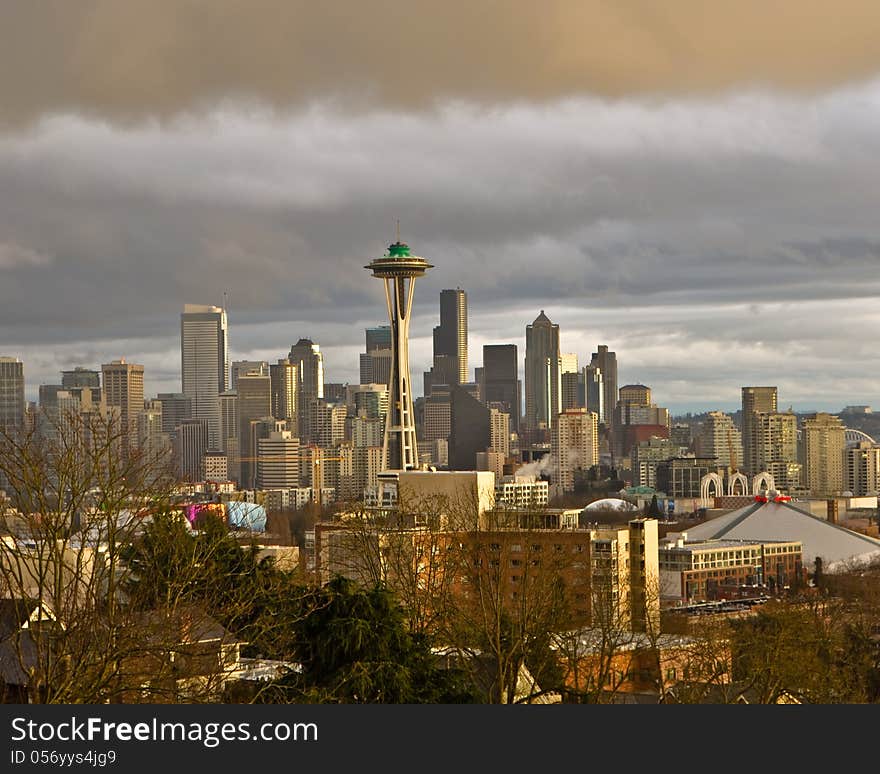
826 499 838 525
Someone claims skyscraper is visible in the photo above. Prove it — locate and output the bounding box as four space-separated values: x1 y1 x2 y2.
231 360 269 389
551 408 599 493
365 238 433 470
0 356 25 434
589 345 617 428
583 365 604 423
524 311 560 430
741 386 778 475
181 304 228 451
288 338 324 442
424 288 468 393
269 359 298 425
482 344 520 433
101 359 144 442
435 288 468 384
801 413 846 496
237 372 272 489
365 325 392 353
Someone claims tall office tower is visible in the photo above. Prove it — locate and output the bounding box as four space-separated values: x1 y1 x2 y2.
753 410 798 472
0 356 25 434
524 311 561 431
360 348 393 386
695 411 743 470
157 393 192 435
801 413 846 496
422 384 452 443
218 390 239 481
324 383 347 404
288 338 324 442
237 373 272 490
181 304 228 451
361 325 392 394
482 344 520 433
309 399 347 449
551 408 599 494
846 441 880 496
583 365 604 423
435 288 468 384
137 406 171 463
561 371 585 411
257 430 300 490
101 359 144 446
175 419 207 482
231 360 269 389
741 386 778 474
589 345 617 428
269 359 298 426
365 239 432 471
488 407 511 458
365 325 392 353
449 385 491 470
61 367 100 390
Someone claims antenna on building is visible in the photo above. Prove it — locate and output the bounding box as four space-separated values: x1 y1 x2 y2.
396 219 401 243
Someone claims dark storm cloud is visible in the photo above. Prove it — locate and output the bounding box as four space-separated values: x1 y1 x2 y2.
5 2 880 126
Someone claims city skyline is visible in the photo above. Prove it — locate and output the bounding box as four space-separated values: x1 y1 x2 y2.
4 5 880 413
4 293 878 416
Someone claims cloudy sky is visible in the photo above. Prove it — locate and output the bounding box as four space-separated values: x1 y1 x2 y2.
3 1 880 413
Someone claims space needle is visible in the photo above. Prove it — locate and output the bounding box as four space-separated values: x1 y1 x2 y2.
365 230 433 471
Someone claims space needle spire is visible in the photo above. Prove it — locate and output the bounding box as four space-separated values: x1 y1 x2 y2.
365 232 433 471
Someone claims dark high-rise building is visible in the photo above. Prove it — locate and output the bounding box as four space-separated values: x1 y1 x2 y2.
288 338 324 441
483 344 520 433
0 357 25 433
365 325 392 352
176 419 208 482
425 289 467 393
449 385 490 471
180 304 228 450
742 386 778 475
237 373 272 489
524 311 560 431
435 289 468 384
583 365 604 424
589 345 617 428
157 393 193 435
561 371 586 411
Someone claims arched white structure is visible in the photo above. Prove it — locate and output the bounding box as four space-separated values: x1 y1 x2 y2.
845 428 876 447
700 472 725 507
752 472 775 495
728 471 749 496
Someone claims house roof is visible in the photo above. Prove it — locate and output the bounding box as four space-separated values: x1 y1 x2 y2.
676 500 880 571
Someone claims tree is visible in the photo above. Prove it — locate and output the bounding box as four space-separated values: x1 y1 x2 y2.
0 408 180 702
265 576 477 703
